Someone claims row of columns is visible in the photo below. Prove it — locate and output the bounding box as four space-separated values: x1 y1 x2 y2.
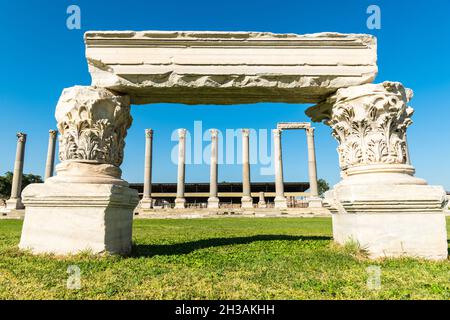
4 130 57 210
141 127 319 209
5 126 318 211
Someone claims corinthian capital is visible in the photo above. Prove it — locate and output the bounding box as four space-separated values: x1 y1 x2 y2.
145 129 153 139
242 129 250 137
272 129 282 137
49 130 58 139
178 128 186 139
16 132 27 142
306 81 414 172
210 129 218 138
56 86 132 167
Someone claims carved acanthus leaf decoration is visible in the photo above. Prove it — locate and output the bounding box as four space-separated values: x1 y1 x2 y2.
56 86 132 167
307 81 413 171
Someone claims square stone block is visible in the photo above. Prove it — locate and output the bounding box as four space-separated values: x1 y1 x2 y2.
241 196 254 209
174 198 186 209
333 213 448 260
308 197 323 208
274 198 288 209
326 180 448 260
6 197 25 210
207 197 219 209
19 182 139 255
139 198 153 210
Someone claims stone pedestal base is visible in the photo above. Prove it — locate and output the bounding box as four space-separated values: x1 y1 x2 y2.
174 198 186 209
332 213 448 260
207 197 219 209
139 198 153 209
325 170 448 260
308 197 323 208
19 182 139 255
0 208 25 219
6 197 24 210
274 197 287 209
258 201 267 208
241 196 253 208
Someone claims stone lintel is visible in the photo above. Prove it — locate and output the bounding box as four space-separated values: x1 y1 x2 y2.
85 31 378 105
277 122 311 130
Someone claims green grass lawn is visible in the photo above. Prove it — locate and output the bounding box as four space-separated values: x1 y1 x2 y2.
0 217 449 300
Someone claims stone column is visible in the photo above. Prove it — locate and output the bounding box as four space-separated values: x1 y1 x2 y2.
208 129 219 209
175 129 186 209
20 86 139 255
241 129 253 208
6 133 27 210
306 128 319 196
305 127 322 208
273 129 287 208
306 81 448 260
140 129 153 209
44 130 57 180
258 192 267 208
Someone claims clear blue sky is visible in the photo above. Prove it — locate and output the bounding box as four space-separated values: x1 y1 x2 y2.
1 0 449 189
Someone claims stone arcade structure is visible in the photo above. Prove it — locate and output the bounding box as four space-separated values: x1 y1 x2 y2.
19 31 448 260
276 122 321 208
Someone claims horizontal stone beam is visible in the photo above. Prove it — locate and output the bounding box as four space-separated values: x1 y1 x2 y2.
277 122 311 130
85 31 377 105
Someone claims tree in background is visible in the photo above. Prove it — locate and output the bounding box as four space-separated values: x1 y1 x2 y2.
0 172 43 199
317 178 330 197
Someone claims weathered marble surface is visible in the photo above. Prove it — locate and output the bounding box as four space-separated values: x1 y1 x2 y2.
332 213 448 260
307 82 412 172
20 182 138 255
85 31 377 105
56 86 132 168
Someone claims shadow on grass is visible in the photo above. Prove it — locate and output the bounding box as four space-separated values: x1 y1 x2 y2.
132 235 331 257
